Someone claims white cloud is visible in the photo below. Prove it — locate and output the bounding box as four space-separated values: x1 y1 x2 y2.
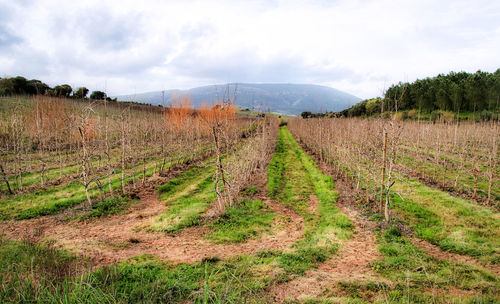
0 0 499 99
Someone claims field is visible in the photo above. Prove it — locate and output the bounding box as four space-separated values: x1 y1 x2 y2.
0 96 499 303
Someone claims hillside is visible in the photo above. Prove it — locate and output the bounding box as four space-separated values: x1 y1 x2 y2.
115 83 361 115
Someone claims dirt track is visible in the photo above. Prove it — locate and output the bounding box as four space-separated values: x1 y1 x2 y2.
270 179 385 303
0 187 306 265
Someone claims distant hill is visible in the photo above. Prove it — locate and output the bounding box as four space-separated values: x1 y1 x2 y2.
115 83 361 115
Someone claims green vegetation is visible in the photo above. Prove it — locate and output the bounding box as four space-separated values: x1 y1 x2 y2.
268 127 353 274
390 179 500 264
0 157 164 220
0 235 277 303
150 165 215 233
398 152 500 201
206 199 275 243
157 164 212 195
336 69 500 119
0 182 91 220
0 236 87 303
78 197 135 220
268 128 287 199
372 226 498 302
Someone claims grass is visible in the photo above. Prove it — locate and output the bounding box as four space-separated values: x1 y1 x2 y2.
149 166 216 233
78 196 136 220
0 235 281 303
0 152 204 220
370 225 498 303
2 232 496 304
206 199 275 243
267 127 353 274
268 127 287 199
390 178 500 264
0 181 90 220
0 235 88 303
397 152 500 202
157 164 212 195
0 162 80 193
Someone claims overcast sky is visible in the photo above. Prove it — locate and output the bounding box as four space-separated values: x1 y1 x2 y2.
1 0 499 99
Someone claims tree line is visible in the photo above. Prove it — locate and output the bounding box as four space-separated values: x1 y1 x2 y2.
321 69 500 120
0 75 115 101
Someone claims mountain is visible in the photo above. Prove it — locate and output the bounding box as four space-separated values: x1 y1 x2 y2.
115 83 361 115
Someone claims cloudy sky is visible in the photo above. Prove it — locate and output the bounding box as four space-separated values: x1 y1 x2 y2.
1 0 499 99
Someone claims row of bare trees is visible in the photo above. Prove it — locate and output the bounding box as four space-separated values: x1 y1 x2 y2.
1 95 272 212
289 117 499 220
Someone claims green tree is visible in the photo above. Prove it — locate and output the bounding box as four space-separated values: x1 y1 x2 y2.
0 78 15 95
90 90 106 100
27 79 49 95
54 84 73 97
73 87 89 99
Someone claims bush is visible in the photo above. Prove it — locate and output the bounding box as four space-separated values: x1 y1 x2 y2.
392 111 408 121
480 110 493 121
430 110 441 122
407 109 417 119
440 111 455 123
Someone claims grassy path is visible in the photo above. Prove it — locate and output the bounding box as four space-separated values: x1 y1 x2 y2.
390 178 500 266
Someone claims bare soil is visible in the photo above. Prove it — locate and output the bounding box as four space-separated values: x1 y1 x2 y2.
270 178 386 303
0 187 305 266
0 160 306 267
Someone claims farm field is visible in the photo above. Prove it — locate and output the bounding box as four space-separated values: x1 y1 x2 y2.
0 96 499 303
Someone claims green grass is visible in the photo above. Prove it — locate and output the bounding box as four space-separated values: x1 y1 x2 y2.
206 199 275 243
149 167 216 233
157 164 212 195
2 232 497 304
0 162 80 193
390 179 500 264
268 127 288 199
0 235 89 303
78 197 136 220
266 127 353 274
0 182 90 220
370 226 498 303
0 236 281 303
397 152 500 202
0 152 206 220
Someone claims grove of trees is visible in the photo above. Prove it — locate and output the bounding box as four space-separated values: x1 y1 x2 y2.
0 76 109 101
336 69 500 119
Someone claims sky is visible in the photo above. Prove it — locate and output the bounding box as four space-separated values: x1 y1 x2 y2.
1 0 499 99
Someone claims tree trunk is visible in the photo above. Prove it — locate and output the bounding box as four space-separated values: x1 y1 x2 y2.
0 163 13 195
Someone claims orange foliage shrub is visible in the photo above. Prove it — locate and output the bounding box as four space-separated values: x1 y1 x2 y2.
197 102 236 136
165 93 192 133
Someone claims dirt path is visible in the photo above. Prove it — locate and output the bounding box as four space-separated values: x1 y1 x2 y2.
0 188 305 266
270 180 385 303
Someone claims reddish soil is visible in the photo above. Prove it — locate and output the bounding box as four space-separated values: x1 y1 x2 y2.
270 179 386 303
0 183 304 266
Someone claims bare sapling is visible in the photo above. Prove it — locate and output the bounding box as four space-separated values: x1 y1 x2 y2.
487 124 498 204
119 108 130 194
380 130 387 214
77 105 96 208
